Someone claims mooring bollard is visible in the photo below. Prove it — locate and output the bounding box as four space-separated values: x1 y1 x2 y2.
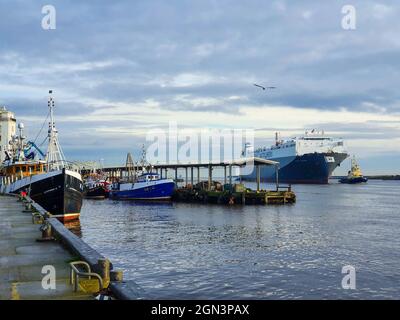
23 201 32 212
37 222 54 242
110 269 124 282
97 258 111 288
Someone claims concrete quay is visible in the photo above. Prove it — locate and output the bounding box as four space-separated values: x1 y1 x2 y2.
0 195 92 300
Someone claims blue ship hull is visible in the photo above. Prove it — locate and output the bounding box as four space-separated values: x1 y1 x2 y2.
242 152 348 184
110 181 175 200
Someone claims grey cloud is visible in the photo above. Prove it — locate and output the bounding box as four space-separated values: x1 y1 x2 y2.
1 0 400 170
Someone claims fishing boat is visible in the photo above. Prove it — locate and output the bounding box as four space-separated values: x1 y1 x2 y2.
0 91 83 221
109 147 175 200
83 176 110 199
109 172 175 200
339 156 368 184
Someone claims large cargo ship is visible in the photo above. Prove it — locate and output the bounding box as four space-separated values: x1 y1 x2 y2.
241 130 349 184
0 91 83 221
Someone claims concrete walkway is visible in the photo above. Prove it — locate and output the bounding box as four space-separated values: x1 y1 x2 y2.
0 195 92 300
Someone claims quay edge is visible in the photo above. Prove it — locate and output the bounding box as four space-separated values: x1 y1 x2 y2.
0 193 141 300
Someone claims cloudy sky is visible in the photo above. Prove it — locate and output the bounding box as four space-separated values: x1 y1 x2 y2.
1 0 400 174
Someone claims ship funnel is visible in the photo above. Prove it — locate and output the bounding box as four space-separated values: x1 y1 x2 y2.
275 132 280 146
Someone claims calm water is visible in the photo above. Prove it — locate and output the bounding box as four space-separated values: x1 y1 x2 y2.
79 180 400 299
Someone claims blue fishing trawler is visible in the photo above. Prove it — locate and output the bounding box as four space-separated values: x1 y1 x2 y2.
109 172 175 200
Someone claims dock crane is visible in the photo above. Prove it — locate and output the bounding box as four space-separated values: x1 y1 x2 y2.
24 141 46 160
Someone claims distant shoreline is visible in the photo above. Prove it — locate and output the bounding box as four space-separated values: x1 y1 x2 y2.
332 175 400 180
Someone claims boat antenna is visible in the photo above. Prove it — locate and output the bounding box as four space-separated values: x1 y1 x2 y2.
45 90 67 171
140 144 150 172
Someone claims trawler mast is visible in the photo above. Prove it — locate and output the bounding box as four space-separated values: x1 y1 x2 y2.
45 90 67 171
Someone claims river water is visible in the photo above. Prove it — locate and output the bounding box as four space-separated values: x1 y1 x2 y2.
79 180 400 299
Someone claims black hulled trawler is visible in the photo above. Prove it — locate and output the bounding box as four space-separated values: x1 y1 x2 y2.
0 91 83 222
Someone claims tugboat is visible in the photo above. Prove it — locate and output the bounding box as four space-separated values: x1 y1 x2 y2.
109 147 175 200
339 156 368 184
0 91 83 221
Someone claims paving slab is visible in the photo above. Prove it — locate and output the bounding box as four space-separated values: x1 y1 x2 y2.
13 280 91 300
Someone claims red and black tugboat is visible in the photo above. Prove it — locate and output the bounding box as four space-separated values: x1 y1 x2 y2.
0 91 83 222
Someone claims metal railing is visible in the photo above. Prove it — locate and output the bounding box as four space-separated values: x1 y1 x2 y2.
276 185 292 192
70 261 103 292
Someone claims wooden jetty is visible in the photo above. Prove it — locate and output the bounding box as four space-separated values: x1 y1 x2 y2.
86 157 296 205
173 185 295 205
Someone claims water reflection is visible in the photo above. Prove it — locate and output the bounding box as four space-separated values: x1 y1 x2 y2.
79 181 400 299
63 219 82 237
109 200 174 208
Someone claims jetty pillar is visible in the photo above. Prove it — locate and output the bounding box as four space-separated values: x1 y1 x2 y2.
197 167 200 184
191 167 194 186
208 165 212 190
185 167 188 186
224 166 227 184
275 165 279 191
229 165 232 185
